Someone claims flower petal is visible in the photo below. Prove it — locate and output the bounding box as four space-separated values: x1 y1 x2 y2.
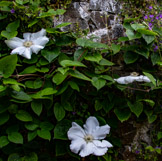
31 28 46 40
68 122 85 140
93 140 113 148
31 45 44 54
92 125 110 139
79 142 95 157
70 138 85 154
93 146 108 156
83 116 99 135
23 33 31 41
143 76 151 83
114 77 127 84
32 37 49 47
136 75 144 82
23 48 32 59
11 46 26 55
125 76 137 84
5 37 24 49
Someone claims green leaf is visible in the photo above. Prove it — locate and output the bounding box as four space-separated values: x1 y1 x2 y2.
142 99 155 107
124 51 138 64
60 60 86 67
30 88 57 99
62 102 73 111
25 78 43 89
8 153 22 161
126 29 135 40
6 20 20 32
1 20 19 39
37 129 51 141
55 22 71 28
57 67 69 75
0 85 6 92
8 132 23 144
118 37 129 42
74 49 87 61
103 101 114 113
99 58 114 66
128 101 143 117
28 19 39 28
16 0 29 5
142 35 155 44
41 48 60 63
91 77 106 90
0 112 9 125
137 29 157 35
111 44 121 54
0 55 17 78
95 100 103 111
54 119 71 140
38 9 65 18
68 81 80 92
69 70 91 81
16 110 33 122
3 78 25 87
143 72 156 86
124 17 140 22
148 115 157 123
76 38 108 48
55 9 66 15
1 30 18 39
157 132 162 140
23 152 38 161
131 23 145 30
25 123 39 131
54 103 65 121
31 100 43 116
11 91 32 101
84 52 102 63
135 48 149 59
0 136 9 148
151 53 160 65
20 66 37 74
28 131 37 142
114 109 131 122
0 1 12 6
100 75 114 82
52 72 68 85
40 121 54 131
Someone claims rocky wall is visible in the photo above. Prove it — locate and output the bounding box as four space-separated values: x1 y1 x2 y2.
54 0 124 42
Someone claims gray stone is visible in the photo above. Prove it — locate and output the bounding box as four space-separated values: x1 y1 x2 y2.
90 0 120 13
53 0 123 43
90 11 106 29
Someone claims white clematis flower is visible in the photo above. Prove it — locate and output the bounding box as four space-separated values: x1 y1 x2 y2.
67 116 113 157
114 72 151 84
5 28 49 59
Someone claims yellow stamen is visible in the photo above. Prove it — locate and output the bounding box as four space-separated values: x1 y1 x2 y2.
23 41 33 47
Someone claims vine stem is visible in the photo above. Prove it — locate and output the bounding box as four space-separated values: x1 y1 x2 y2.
126 86 151 92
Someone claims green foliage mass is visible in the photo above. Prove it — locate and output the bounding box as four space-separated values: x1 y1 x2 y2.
0 0 161 161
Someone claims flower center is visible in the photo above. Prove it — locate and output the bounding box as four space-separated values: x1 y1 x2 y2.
84 135 94 143
130 72 139 77
23 41 33 47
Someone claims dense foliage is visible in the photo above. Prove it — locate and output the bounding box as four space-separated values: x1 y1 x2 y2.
0 0 161 161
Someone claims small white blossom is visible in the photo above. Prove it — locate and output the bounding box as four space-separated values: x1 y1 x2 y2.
114 72 151 84
67 116 113 157
5 29 49 59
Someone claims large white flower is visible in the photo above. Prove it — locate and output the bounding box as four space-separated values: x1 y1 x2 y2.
5 28 49 59
67 116 113 157
114 72 151 84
